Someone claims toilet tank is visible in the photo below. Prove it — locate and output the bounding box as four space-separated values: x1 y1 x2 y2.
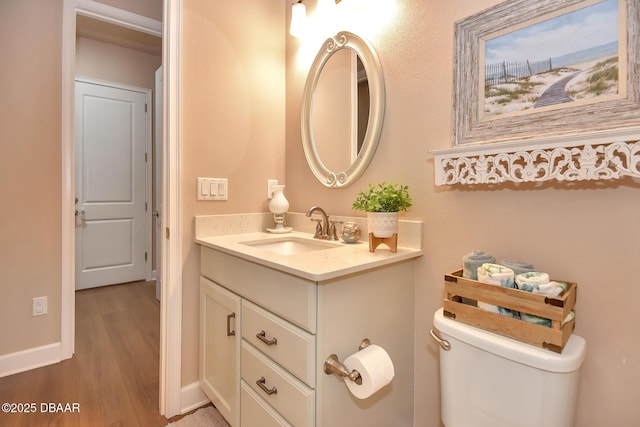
433 308 586 427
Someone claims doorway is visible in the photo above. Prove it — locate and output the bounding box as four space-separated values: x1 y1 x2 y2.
61 0 172 414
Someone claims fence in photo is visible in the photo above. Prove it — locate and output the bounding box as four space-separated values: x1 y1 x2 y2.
485 58 554 86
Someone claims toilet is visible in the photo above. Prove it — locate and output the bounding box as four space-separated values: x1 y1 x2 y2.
432 308 586 427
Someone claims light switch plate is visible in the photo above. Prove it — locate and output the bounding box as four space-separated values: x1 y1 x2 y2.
197 177 228 201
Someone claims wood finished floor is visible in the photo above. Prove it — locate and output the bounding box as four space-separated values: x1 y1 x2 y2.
0 281 186 427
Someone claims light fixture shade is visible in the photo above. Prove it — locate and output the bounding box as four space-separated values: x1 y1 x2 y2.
289 2 306 37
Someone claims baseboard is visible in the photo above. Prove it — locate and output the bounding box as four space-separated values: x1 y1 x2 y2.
0 346 208 415
0 342 61 378
180 381 210 414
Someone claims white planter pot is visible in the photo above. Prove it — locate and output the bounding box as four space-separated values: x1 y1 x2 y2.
367 212 399 238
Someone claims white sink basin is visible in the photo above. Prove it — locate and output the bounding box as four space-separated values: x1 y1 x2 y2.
241 236 340 256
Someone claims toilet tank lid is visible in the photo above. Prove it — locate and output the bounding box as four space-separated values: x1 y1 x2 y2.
433 308 586 373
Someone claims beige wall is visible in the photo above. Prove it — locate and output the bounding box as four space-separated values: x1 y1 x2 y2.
285 1 640 426
95 0 163 21
0 0 161 357
313 48 354 172
76 36 161 90
0 0 62 355
179 0 286 384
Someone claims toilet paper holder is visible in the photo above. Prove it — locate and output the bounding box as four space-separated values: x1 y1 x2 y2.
323 338 371 385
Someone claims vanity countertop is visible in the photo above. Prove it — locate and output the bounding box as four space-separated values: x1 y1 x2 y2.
196 231 423 282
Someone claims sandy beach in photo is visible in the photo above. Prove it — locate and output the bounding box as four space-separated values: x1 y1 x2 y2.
483 55 618 118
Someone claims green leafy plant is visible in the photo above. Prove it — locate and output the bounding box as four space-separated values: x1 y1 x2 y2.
352 182 412 212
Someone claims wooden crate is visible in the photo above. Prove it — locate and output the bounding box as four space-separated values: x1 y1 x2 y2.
443 269 577 353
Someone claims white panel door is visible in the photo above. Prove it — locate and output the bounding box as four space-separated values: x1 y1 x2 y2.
75 80 148 290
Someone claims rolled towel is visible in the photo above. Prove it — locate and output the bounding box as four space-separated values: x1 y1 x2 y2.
477 263 516 317
521 313 552 327
563 310 575 325
536 281 568 297
515 271 551 292
500 259 536 276
516 272 568 297
516 273 569 326
462 250 495 280
522 309 575 328
477 263 516 287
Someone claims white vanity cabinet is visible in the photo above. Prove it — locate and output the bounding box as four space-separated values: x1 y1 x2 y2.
199 245 416 427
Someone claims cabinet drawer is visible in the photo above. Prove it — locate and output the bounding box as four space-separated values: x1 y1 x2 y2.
201 247 317 332
241 381 292 427
242 341 315 427
242 300 316 387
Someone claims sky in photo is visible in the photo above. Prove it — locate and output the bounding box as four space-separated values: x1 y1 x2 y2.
485 0 619 64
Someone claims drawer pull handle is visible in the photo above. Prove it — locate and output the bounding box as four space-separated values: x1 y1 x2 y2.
256 376 278 395
256 330 278 346
226 313 236 337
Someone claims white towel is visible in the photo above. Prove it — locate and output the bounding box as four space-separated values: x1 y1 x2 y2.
476 263 516 317
520 313 552 327
516 271 567 297
522 310 575 328
535 281 568 297
515 271 550 292
516 272 569 326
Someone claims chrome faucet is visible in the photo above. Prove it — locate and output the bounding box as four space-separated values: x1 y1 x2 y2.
306 206 330 239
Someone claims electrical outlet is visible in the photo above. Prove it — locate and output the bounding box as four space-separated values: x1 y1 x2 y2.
267 179 278 199
33 296 47 316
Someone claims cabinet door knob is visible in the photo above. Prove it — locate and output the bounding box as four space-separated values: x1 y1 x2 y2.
256 376 278 395
226 313 236 336
256 330 278 346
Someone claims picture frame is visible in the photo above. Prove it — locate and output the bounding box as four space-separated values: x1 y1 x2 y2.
452 0 639 147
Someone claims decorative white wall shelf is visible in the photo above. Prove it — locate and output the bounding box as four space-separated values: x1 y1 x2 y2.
431 127 640 185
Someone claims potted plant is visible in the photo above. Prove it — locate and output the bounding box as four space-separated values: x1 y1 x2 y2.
352 182 412 238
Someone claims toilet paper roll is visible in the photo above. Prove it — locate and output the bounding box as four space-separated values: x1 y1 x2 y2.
343 344 395 399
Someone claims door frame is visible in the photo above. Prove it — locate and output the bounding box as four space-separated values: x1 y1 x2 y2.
61 0 183 417
74 76 152 289
154 66 163 300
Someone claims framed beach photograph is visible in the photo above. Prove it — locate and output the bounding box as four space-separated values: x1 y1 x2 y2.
452 0 640 146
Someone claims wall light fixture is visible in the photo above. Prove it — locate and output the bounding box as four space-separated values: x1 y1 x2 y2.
290 0 343 38
289 0 307 37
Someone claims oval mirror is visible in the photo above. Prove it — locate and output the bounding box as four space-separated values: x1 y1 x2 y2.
301 31 385 188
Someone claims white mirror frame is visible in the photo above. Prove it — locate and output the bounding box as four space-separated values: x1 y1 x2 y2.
301 31 385 188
